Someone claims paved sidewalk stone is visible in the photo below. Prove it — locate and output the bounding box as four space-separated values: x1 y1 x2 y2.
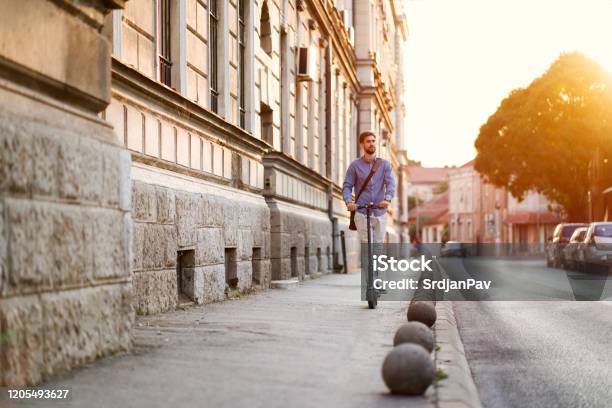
34 273 437 408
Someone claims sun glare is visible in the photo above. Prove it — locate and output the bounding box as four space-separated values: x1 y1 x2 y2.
404 0 612 167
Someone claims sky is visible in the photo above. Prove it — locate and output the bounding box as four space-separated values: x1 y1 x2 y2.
403 0 612 167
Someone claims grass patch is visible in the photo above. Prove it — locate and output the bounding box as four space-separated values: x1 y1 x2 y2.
434 368 448 383
0 331 12 345
226 285 258 300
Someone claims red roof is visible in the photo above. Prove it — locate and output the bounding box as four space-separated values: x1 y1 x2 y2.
409 192 449 222
504 211 560 225
423 209 449 226
408 166 451 184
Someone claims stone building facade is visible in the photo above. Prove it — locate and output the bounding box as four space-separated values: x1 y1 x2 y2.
106 0 409 311
0 0 132 387
0 0 408 386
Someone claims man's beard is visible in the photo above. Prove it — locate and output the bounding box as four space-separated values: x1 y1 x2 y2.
365 147 376 154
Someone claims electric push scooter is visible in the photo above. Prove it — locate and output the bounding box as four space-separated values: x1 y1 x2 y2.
358 203 382 309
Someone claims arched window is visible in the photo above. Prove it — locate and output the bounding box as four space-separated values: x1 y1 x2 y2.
260 1 272 56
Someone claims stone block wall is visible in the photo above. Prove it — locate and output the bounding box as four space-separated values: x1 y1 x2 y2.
268 202 332 280
0 0 132 387
131 179 271 315
0 99 133 386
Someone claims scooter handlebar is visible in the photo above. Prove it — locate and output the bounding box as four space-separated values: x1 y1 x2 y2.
356 203 381 210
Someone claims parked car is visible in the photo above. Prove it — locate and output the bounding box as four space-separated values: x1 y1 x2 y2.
546 223 588 268
440 241 466 257
576 222 612 273
562 227 588 270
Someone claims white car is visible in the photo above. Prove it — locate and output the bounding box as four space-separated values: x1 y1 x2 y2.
576 222 612 273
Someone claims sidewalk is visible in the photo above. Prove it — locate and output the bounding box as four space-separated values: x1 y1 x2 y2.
24 273 475 408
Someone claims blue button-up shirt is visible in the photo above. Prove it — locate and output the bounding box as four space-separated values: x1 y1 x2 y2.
342 157 396 217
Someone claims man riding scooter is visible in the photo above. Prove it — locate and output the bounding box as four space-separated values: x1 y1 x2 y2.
342 131 396 308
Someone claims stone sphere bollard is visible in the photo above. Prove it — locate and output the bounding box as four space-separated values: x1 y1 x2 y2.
382 343 435 395
407 301 437 328
393 322 434 353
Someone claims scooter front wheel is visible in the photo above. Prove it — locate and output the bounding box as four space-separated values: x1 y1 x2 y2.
368 299 377 309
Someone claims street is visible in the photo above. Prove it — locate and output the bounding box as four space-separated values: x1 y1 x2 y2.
28 273 435 408
436 256 612 301
453 259 612 408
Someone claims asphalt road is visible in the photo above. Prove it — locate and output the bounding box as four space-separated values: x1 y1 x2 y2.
453 259 612 408
436 256 612 301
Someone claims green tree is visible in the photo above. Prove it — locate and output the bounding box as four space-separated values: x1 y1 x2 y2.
474 52 612 221
433 180 448 195
407 158 422 166
408 195 424 211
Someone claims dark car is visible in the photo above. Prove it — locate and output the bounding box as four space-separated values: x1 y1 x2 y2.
562 227 588 270
576 222 612 273
546 223 588 268
440 241 467 257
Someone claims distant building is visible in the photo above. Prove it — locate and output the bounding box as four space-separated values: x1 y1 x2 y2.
408 192 448 243
408 166 451 202
448 161 480 242
423 209 449 243
448 160 506 243
449 160 559 248
505 192 559 246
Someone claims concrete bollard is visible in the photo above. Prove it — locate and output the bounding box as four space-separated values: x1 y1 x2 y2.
407 301 437 328
382 343 435 395
393 322 434 353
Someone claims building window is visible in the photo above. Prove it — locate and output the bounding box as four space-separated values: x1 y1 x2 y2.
209 0 219 113
260 1 272 56
158 0 172 87
260 102 273 145
238 0 247 128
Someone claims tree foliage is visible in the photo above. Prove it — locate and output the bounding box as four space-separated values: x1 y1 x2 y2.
433 180 448 195
475 52 612 221
408 195 424 211
407 158 422 166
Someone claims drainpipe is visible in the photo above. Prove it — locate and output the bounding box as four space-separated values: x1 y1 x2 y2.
328 183 340 272
355 98 361 157
325 43 332 180
324 42 341 271
398 164 404 243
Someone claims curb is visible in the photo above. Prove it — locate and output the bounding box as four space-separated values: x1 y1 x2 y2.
270 279 300 289
434 301 482 408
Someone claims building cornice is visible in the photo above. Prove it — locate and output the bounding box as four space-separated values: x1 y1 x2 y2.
390 1 408 41
111 58 270 157
305 0 360 91
263 151 333 192
357 82 394 132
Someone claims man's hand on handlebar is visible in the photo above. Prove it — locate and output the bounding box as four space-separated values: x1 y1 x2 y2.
349 200 391 211
356 202 381 210
377 200 390 209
